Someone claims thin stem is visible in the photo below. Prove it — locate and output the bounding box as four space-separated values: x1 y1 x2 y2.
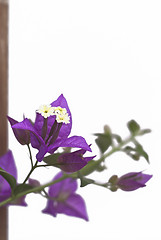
48 123 62 146
92 181 109 189
41 189 49 198
102 133 137 160
42 118 48 140
45 120 57 144
27 144 33 168
22 160 38 184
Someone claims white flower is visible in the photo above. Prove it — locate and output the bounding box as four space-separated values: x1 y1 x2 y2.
36 104 55 118
54 106 70 124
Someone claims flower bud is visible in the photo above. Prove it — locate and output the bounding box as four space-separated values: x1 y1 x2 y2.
116 172 152 191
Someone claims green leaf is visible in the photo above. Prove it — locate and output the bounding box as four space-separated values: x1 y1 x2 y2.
14 184 34 195
80 177 95 187
123 142 149 163
79 160 102 176
130 153 140 161
0 167 17 193
95 163 107 172
123 146 136 153
139 128 151 136
127 120 140 135
43 153 61 166
135 142 149 163
95 133 112 153
112 134 122 143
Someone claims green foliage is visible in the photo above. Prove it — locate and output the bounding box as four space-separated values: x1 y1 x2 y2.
79 160 102 176
94 133 112 154
123 141 149 163
127 119 151 136
134 140 149 163
0 167 17 194
14 184 34 195
43 153 61 166
127 120 140 135
112 134 122 144
80 177 95 187
94 125 124 154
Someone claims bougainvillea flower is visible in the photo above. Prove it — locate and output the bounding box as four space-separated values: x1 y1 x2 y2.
42 172 88 221
8 116 30 145
0 150 27 206
11 94 91 161
57 149 96 173
116 172 152 191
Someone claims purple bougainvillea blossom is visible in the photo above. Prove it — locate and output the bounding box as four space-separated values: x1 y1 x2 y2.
10 94 91 162
57 149 96 173
42 172 89 221
0 150 27 206
117 172 152 191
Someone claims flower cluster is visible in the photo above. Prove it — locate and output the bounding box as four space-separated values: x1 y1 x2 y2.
0 94 152 221
8 94 91 162
36 104 70 124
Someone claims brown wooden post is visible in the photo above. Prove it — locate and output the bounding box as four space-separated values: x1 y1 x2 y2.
0 0 9 240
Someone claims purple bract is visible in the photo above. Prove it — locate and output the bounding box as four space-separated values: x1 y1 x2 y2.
42 171 89 221
57 148 96 172
8 116 30 145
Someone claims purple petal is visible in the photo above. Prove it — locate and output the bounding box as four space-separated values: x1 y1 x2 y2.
0 151 27 207
138 172 153 184
70 148 96 163
49 136 92 152
62 136 92 151
42 199 57 217
117 179 145 191
84 156 96 162
7 116 30 145
48 172 77 197
58 153 88 173
36 144 48 162
42 171 88 220
28 178 41 188
117 172 153 191
34 113 56 141
42 194 88 221
0 193 11 203
12 118 43 145
0 150 17 193
56 193 89 221
12 118 47 161
51 94 72 138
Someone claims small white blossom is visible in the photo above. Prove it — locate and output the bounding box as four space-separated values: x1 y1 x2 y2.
54 106 70 124
36 104 55 118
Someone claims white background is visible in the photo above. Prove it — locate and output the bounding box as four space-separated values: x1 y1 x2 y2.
8 1 161 239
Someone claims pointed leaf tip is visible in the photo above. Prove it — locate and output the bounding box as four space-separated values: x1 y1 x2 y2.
0 167 17 193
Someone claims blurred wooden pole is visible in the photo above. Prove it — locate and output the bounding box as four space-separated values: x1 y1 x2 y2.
0 0 9 240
